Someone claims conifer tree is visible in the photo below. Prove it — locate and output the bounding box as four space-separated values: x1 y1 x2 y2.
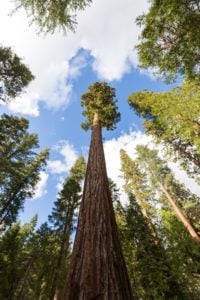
120 149 157 239
136 0 200 81
28 223 60 300
0 46 34 102
120 150 200 298
64 82 134 299
0 217 37 300
117 194 187 300
49 156 86 300
128 81 200 179
135 145 200 246
0 114 48 228
14 0 92 33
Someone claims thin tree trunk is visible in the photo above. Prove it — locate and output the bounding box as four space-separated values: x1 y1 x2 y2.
53 289 59 300
159 182 200 246
51 217 71 300
139 201 158 241
64 112 135 300
17 254 37 300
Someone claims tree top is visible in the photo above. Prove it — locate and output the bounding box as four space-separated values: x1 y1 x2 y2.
81 82 120 131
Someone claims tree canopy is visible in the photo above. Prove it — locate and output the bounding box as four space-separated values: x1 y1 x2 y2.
14 0 92 33
81 82 120 130
0 46 34 102
0 216 38 300
128 81 200 178
136 0 200 81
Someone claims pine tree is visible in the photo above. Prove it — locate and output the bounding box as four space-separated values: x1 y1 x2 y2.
128 81 200 179
0 114 49 228
0 217 37 300
120 149 158 239
49 156 86 300
0 46 34 102
117 194 187 300
29 223 60 300
135 145 200 246
64 82 134 299
120 149 200 298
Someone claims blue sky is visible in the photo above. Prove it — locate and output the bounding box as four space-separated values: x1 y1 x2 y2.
1 0 197 227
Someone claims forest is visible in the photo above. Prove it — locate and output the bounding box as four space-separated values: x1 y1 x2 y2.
0 0 200 299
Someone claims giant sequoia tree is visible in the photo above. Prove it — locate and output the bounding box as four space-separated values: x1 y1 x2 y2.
64 82 134 299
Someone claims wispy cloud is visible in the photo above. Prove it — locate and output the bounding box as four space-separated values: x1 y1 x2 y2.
31 171 49 200
47 140 78 174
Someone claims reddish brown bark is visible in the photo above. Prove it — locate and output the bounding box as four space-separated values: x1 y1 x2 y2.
159 182 200 246
64 114 134 300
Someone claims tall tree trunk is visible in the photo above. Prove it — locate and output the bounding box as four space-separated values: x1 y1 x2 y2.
159 182 200 246
64 112 134 300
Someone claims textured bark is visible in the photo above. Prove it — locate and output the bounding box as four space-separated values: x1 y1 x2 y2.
159 182 200 246
64 113 134 300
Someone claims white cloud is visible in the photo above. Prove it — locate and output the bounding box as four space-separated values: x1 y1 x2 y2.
168 162 200 197
48 140 78 174
8 93 40 117
78 0 149 80
0 0 149 116
56 176 66 191
32 171 49 200
104 131 152 204
47 160 66 174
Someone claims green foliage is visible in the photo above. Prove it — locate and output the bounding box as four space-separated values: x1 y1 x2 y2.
158 198 200 299
49 156 86 231
128 81 200 178
0 217 38 300
69 155 87 181
135 145 200 232
0 46 34 102
118 195 187 300
0 114 49 228
120 149 153 202
48 156 86 298
27 223 60 300
81 82 120 130
119 147 200 298
120 148 157 230
0 157 86 299
136 0 200 81
14 0 92 33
